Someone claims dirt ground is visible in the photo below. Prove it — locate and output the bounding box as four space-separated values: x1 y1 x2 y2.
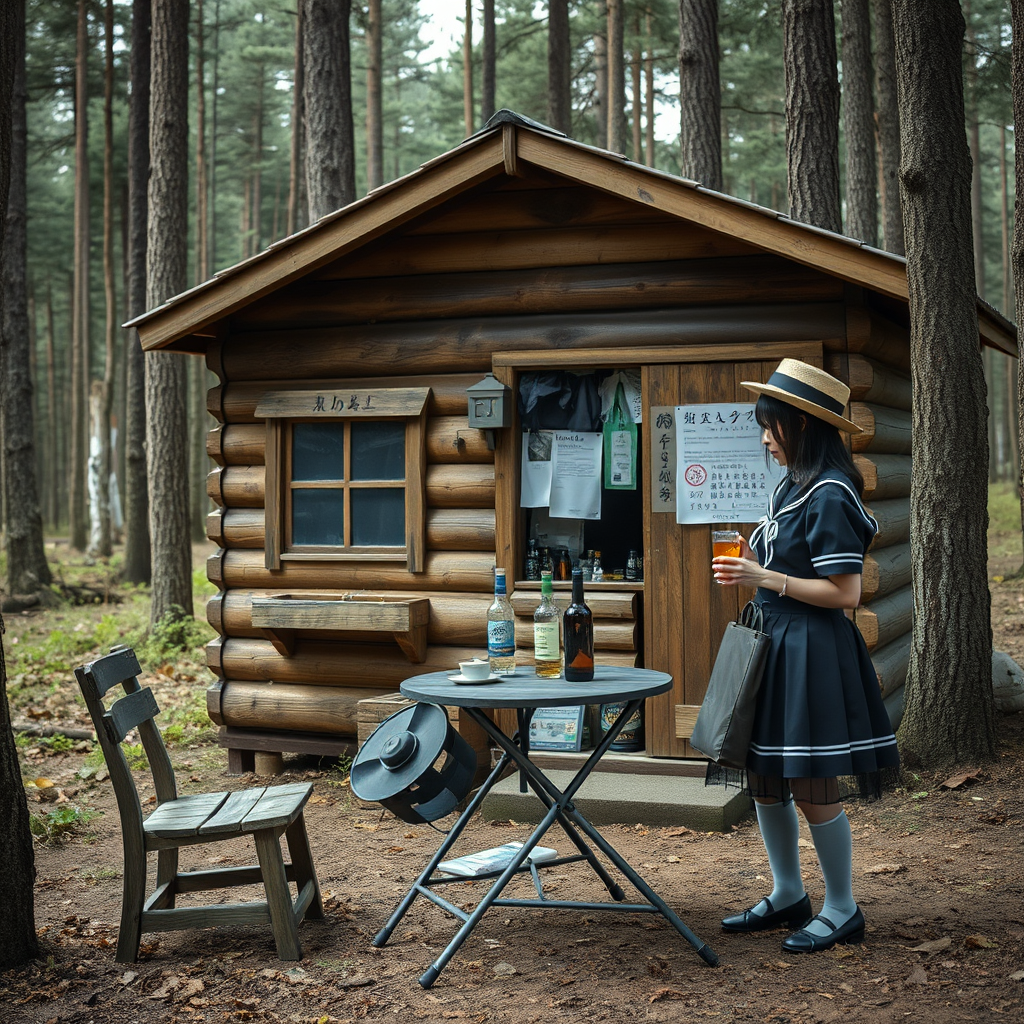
2 553 1024 1023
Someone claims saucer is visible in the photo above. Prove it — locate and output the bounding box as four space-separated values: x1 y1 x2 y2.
447 672 502 684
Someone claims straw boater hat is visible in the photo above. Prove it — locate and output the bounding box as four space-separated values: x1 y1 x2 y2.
741 358 862 434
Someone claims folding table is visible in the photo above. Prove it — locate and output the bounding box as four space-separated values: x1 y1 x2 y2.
372 666 719 987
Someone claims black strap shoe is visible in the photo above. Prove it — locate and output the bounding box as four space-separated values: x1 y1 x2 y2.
781 908 865 953
721 894 812 933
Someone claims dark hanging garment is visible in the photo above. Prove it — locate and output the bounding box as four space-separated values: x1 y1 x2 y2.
518 371 604 432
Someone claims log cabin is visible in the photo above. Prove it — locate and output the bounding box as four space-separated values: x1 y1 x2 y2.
129 111 1017 776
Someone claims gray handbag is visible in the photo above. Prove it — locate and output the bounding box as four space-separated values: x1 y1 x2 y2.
689 601 769 770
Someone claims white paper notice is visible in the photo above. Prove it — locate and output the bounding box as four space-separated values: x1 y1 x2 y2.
549 431 602 520
521 431 553 508
675 403 785 524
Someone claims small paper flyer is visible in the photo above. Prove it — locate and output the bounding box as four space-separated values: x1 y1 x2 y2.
675 403 785 524
549 431 602 520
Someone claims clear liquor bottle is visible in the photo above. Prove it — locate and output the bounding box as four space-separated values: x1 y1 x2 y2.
487 568 516 675
533 571 562 678
563 567 594 682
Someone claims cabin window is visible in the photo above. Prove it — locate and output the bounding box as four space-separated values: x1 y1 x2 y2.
255 387 430 572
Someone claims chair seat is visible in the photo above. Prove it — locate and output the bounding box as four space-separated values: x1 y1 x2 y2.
145 783 313 840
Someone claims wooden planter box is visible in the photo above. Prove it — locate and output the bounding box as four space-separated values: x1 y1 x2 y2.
251 593 430 662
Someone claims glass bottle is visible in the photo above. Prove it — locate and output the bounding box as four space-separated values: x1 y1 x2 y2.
581 549 594 582
626 549 639 582
533 571 562 678
563 567 594 682
525 539 540 581
487 568 516 676
556 547 572 581
591 550 604 582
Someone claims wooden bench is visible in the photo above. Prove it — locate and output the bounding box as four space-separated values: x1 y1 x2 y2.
74 646 324 961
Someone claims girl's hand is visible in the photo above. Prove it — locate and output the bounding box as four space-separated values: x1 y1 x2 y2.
712 555 767 588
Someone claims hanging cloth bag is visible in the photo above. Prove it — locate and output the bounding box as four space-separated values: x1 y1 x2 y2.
603 381 637 490
689 601 769 769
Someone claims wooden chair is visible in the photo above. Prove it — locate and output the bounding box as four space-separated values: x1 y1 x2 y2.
75 647 324 962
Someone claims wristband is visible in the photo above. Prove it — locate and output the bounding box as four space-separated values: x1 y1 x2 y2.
779 575 788 597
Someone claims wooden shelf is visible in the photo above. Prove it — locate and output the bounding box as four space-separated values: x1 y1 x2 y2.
250 592 430 662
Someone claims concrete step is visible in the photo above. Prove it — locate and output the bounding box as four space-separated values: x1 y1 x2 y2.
481 768 752 832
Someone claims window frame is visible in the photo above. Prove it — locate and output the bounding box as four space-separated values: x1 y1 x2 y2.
257 387 430 572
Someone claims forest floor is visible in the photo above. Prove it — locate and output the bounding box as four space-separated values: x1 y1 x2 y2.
1 529 1024 1024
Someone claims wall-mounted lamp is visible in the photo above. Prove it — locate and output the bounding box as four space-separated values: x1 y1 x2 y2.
467 373 512 450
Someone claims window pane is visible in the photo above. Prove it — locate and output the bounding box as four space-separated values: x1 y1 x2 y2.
351 421 404 481
292 422 345 481
351 489 404 546
292 489 344 546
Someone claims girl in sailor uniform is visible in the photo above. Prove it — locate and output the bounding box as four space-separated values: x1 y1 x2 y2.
711 359 900 954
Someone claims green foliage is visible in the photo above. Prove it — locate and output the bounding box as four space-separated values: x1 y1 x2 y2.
30 804 98 846
134 606 214 667
122 743 149 771
42 733 76 754
988 482 1020 534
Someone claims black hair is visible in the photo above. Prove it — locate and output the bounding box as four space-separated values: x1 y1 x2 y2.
755 393 865 497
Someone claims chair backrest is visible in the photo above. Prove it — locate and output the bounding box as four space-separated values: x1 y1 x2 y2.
75 647 179 841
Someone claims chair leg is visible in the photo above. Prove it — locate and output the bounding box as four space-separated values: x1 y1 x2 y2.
155 848 179 906
285 814 324 920
254 827 303 960
115 848 148 962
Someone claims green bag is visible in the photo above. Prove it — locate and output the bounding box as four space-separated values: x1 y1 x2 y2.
603 382 637 490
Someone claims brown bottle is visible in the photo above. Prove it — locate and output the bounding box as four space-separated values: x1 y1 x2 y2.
563 567 594 682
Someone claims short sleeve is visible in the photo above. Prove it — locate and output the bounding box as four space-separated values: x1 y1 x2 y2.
804 481 877 577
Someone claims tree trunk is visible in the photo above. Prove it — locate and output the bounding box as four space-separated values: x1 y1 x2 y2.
195 0 208 280
630 12 642 161
463 0 474 136
1 0 50 595
644 11 655 166
893 0 995 769
678 0 722 190
44 283 58 527
841 0 878 245
871 0 905 254
251 75 264 253
146 0 193 627
70 0 90 552
782 0 841 232
1002 123 1012 318
287 3 303 236
481 0 496 124
302 0 355 222
366 0 383 191
0 0 40 973
124 0 151 584
548 0 571 134
964 1 985 300
1011 0 1024 567
606 0 626 152
594 0 608 147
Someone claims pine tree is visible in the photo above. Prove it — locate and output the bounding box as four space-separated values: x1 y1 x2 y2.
679 0 722 190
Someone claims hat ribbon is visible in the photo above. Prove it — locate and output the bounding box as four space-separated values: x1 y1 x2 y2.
766 371 845 416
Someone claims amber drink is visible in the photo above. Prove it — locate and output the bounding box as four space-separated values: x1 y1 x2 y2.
712 530 742 559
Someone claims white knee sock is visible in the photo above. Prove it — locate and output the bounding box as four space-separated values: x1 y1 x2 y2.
752 799 805 916
805 809 858 935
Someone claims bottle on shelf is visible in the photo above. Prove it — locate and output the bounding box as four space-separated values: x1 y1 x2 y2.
626 549 639 582
540 546 553 577
563 567 594 682
487 568 516 676
591 550 604 582
533 571 562 678
525 539 540 581
581 549 594 582
555 547 572 581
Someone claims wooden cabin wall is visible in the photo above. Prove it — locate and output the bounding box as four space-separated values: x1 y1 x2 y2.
202 175 916 758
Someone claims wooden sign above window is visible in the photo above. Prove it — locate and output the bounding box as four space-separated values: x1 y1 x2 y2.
255 387 430 419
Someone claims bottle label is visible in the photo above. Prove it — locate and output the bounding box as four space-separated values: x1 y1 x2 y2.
533 621 560 660
488 620 515 658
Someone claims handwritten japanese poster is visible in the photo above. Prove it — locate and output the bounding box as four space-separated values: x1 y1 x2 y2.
674 403 785 524
649 406 677 513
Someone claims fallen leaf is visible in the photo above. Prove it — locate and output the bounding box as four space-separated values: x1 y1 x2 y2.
649 988 686 1002
337 975 375 989
965 934 999 950
1009 971 1024 982
666 855 680 863
911 937 952 954
905 967 929 985
492 961 517 977
863 863 907 875
941 768 982 790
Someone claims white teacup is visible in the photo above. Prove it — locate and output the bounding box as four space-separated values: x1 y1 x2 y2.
458 659 491 680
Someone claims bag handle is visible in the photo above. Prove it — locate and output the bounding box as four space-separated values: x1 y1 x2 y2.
739 600 765 634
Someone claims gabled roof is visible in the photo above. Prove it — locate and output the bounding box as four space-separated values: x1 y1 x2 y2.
127 115 1017 358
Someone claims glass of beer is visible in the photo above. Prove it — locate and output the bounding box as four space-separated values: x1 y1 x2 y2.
712 530 743 559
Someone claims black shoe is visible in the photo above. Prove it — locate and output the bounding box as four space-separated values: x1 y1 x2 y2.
721 894 812 933
782 908 865 953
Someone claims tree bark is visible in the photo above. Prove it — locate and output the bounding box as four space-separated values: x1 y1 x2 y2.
463 0 474 136
146 0 193 627
841 0 878 245
548 0 571 134
2 0 51 595
124 0 151 584
287 3 303 236
606 0 626 152
964 1 985 299
678 0 722 190
0 0 39 973
871 0 905 254
593 0 608 147
482 0 496 124
782 0 842 232
1011 0 1024 567
893 0 995 768
301 0 355 221
366 0 383 191
644 11 655 165
70 0 90 551
631 11 642 161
